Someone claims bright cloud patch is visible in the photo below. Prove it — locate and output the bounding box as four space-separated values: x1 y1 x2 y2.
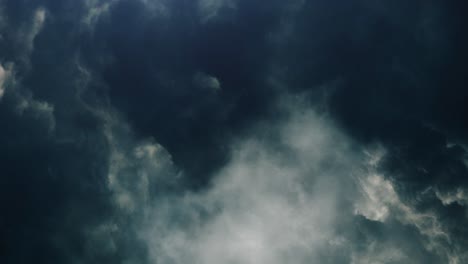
0 64 8 99
142 106 361 264
194 72 221 91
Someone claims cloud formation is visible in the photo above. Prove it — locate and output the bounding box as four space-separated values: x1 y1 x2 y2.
0 1 467 263
0 63 9 99
142 104 360 264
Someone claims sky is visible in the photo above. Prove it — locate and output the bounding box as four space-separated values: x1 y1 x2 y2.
1 0 468 263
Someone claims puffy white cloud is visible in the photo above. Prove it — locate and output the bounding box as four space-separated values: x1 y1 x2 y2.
141 105 361 264
121 98 465 263
355 173 397 222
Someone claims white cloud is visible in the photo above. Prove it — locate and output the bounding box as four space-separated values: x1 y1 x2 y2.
73 90 467 263
436 188 468 206
141 105 361 264
129 98 464 263
32 8 46 35
355 173 397 222
353 153 460 263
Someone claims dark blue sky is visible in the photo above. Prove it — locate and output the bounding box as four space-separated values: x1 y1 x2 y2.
1 1 467 263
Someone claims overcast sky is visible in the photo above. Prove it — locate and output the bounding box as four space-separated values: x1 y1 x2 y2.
1 1 468 263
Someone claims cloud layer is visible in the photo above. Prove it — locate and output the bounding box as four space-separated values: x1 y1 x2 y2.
0 0 467 263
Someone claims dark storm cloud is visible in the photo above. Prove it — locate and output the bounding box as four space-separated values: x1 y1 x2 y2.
0 1 151 263
1 0 468 263
275 0 468 143
86 0 293 185
270 0 468 262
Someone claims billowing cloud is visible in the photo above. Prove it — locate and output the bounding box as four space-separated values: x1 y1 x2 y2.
141 103 360 264
137 98 465 263
0 1 467 263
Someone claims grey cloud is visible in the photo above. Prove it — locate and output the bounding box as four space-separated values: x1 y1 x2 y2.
82 0 170 28
130 96 467 263
74 62 180 212
0 7 55 130
197 0 236 23
82 0 117 27
102 110 179 213
0 62 55 132
193 72 221 91
141 103 361 264
352 145 468 263
4 7 47 65
436 188 468 207
0 63 9 99
26 8 46 52
1 1 467 263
